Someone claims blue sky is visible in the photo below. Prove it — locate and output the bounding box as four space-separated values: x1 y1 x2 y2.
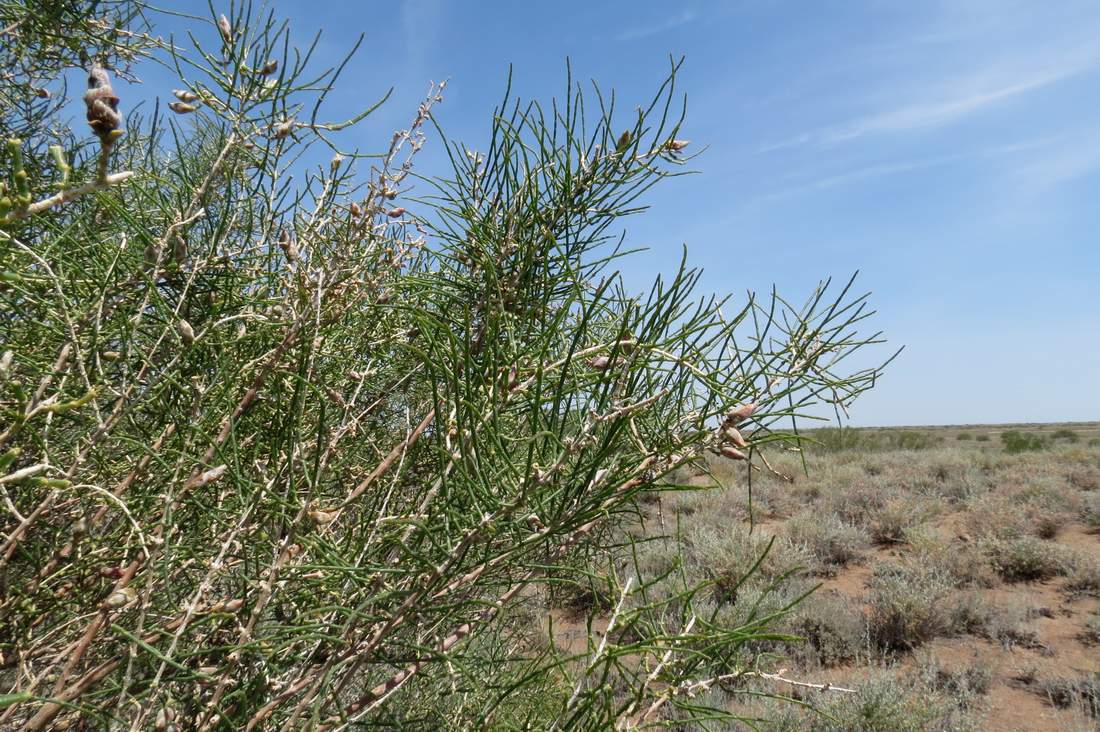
145 1 1099 426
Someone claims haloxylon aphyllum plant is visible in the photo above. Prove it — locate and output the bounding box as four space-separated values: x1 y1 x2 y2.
0 1 890 728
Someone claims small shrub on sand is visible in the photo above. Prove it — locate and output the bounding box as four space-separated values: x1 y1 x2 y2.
868 564 955 650
1036 673 1100 719
785 512 869 571
1001 430 1049 453
983 537 1067 582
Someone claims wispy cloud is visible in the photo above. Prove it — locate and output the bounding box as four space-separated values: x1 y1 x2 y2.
614 9 697 42
825 67 1089 144
1008 132 1100 192
758 44 1100 153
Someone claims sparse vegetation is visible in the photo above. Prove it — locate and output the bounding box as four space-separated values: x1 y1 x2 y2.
638 423 1100 729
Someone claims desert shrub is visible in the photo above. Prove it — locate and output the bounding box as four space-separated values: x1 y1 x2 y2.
1001 430 1049 453
1063 560 1100 597
1082 614 1100 645
784 591 867 667
956 432 972 440
869 498 929 545
785 512 869 571
917 655 994 705
1090 438 1100 447
975 434 990 442
1051 428 1080 443
806 672 979 732
867 564 955 650
1070 468 1100 491
1036 674 1100 719
983 537 1067 582
0 2 888 728
1082 494 1100 532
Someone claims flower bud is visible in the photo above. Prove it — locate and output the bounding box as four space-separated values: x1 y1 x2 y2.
168 101 196 114
258 59 278 76
386 207 406 218
172 89 199 103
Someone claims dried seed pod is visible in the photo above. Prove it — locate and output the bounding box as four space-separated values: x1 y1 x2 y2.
273 119 294 139
666 139 691 152
171 234 187 265
178 319 196 345
172 89 199 102
725 402 757 425
349 201 362 217
83 66 121 142
616 129 633 154
258 59 278 76
102 586 137 609
386 207 406 218
191 464 227 488
310 509 337 524
587 355 624 371
722 426 747 448
217 13 232 42
34 86 50 99
168 101 196 114
223 598 245 612
278 228 298 262
330 152 344 173
0 350 12 375
155 707 177 731
102 350 121 361
717 444 748 461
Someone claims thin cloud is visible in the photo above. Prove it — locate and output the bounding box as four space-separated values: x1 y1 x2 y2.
826 68 1086 143
614 10 697 42
758 48 1100 153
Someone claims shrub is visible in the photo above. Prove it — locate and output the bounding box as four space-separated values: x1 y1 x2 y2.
867 564 955 650
975 434 990 442
785 592 867 667
1001 430 1049 453
956 432 972 440
1051 428 1080 443
0 2 888 728
1036 674 1100 719
785 512 869 571
983 537 1067 582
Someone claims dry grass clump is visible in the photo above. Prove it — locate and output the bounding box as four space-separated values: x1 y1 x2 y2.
1080 493 1100 532
782 591 868 668
1063 558 1100 597
981 536 1069 582
1069 467 1100 491
785 511 869 572
1035 673 1100 719
757 668 981 732
867 563 956 651
868 497 933 545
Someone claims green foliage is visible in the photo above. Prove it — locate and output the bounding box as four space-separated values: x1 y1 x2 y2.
1050 428 1079 442
1000 430 1049 453
956 432 971 440
811 428 940 453
0 1 887 728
